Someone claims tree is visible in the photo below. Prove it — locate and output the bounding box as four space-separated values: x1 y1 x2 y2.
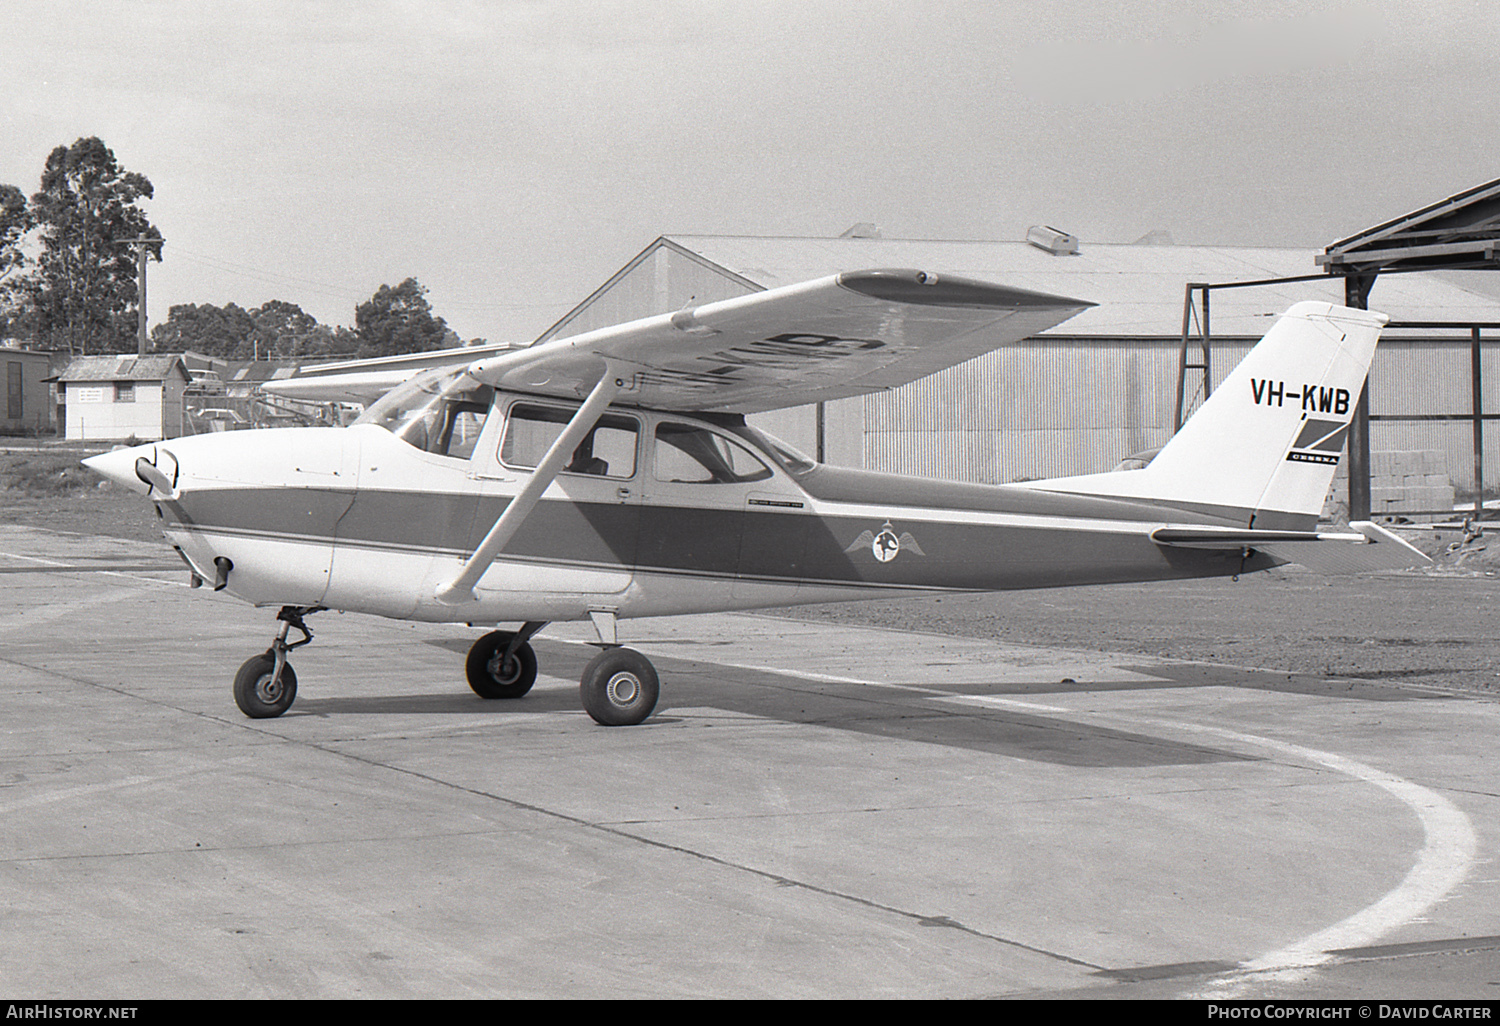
250 300 322 360
0 184 33 338
354 278 456 358
151 302 257 358
0 184 29 285
151 300 362 361
294 322 361 360
27 137 162 355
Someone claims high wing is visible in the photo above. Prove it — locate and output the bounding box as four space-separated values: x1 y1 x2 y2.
467 269 1092 413
264 270 1092 413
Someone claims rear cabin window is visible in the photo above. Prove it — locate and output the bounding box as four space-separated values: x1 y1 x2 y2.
500 403 639 479
653 423 772 484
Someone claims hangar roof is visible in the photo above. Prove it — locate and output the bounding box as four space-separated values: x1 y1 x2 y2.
1320 176 1500 275
552 234 1500 340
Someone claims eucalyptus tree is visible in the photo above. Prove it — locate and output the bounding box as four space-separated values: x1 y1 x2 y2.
354 277 457 357
28 137 162 354
0 183 31 338
150 302 259 358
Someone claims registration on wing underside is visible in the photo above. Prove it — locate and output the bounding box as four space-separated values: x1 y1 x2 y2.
631 331 890 390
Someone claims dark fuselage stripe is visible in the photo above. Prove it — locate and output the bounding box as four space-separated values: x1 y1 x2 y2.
163 485 1268 592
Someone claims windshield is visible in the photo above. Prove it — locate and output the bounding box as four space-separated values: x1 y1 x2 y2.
728 423 818 475
354 367 494 457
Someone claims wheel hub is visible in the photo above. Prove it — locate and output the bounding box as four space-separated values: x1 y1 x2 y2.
606 671 640 706
255 673 284 703
488 652 520 685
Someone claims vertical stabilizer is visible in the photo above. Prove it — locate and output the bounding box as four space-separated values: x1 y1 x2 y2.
1032 302 1387 528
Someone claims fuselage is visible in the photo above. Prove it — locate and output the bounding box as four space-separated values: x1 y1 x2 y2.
89 393 1274 626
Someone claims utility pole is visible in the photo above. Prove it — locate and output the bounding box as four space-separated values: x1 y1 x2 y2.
118 236 158 356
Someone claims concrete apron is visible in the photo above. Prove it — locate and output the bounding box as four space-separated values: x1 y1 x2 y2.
0 525 1495 998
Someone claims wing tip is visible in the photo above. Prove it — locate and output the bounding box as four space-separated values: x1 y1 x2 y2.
836 268 1095 311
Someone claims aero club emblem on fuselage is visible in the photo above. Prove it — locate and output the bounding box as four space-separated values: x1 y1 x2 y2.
845 521 925 563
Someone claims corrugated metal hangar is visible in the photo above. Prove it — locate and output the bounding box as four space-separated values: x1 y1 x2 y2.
537 221 1500 517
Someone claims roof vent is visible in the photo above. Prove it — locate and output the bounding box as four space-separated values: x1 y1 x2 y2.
1026 225 1079 255
1132 229 1174 246
840 222 883 239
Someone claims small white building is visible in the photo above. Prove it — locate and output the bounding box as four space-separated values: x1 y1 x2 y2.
56 354 191 442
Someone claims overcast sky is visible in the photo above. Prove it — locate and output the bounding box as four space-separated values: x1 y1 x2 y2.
2 0 1496 344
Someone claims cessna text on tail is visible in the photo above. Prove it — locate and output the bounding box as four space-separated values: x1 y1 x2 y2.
83 271 1426 725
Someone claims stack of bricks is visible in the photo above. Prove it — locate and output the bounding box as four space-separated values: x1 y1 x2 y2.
1326 450 1456 522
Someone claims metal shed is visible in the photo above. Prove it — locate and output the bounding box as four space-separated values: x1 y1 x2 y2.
56 354 192 442
0 346 58 436
537 234 1500 496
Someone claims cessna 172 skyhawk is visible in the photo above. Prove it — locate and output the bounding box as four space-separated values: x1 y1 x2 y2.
82 269 1425 726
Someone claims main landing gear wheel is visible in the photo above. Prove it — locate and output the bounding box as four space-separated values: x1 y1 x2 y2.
233 651 298 719
466 630 539 699
580 647 659 726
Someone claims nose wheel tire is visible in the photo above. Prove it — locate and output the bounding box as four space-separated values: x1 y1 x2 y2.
233 651 298 718
466 630 539 699
580 647 659 726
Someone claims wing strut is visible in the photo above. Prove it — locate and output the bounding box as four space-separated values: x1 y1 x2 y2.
435 364 624 605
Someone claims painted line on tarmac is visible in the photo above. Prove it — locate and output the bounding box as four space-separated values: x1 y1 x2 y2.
553 639 1074 712
1169 724 1479 998
929 691 1071 713
0 768 205 816
0 548 185 588
547 636 878 687
610 631 1478 991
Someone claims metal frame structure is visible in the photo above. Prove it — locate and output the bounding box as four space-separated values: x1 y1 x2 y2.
1176 274 1500 522
1177 175 1500 522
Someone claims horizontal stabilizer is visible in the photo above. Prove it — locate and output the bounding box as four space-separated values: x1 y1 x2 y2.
1152 521 1430 573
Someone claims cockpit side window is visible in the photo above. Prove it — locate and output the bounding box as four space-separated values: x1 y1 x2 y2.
500 402 639 479
433 401 490 459
653 423 773 484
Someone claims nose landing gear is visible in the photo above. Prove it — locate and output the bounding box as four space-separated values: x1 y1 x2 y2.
233 605 321 718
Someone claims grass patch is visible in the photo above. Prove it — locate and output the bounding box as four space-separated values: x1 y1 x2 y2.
1 450 100 495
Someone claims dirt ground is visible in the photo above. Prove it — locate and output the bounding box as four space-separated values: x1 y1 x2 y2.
10 442 1500 697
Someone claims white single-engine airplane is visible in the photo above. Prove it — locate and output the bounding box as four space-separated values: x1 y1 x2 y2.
83 269 1427 725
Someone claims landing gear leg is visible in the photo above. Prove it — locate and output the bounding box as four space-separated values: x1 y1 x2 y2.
233 605 320 718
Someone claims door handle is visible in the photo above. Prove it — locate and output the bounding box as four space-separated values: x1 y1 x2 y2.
617 486 632 499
